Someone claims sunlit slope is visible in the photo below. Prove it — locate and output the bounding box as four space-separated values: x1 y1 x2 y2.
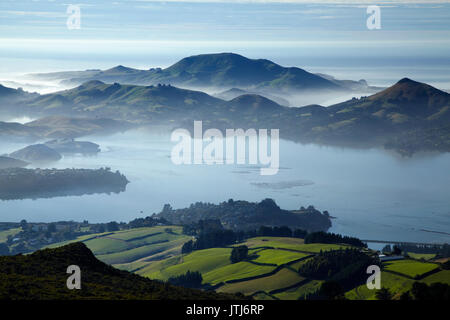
48 226 190 268
47 232 449 300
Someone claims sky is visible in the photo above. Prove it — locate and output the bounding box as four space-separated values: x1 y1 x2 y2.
0 0 449 88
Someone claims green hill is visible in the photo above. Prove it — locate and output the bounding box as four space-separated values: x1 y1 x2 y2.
0 242 238 300
26 81 223 120
329 78 450 124
2 76 449 155
47 226 191 270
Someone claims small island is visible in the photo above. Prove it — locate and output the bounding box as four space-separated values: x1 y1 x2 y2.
0 167 129 200
44 138 100 154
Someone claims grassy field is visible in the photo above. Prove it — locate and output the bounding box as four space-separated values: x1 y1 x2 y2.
45 232 449 300
251 249 309 265
217 267 305 295
252 292 277 300
383 259 439 278
345 271 415 300
48 226 191 267
238 237 305 249
421 270 450 285
345 266 450 300
139 248 232 280
202 261 276 285
238 237 350 253
0 228 21 243
288 258 314 272
407 253 436 260
273 280 322 300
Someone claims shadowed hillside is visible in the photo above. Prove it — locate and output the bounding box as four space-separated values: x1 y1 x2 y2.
0 242 241 300
1 77 449 155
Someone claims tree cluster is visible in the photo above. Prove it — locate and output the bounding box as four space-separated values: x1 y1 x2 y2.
230 246 249 264
167 271 203 289
304 231 366 247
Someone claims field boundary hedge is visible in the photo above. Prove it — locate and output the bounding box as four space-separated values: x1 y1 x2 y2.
269 278 312 295
384 265 441 280
124 232 164 242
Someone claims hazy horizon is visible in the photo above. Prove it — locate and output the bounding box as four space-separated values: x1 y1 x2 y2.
1 1 450 92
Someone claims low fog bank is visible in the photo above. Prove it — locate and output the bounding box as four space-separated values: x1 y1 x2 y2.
0 76 71 95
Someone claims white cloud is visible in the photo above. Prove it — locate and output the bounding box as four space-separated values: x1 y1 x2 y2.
0 10 65 18
133 0 450 3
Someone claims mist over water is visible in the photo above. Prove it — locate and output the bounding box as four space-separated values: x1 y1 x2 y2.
0 1 449 246
0 51 449 244
0 129 449 245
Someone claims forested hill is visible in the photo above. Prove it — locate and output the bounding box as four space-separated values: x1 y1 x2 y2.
153 199 332 232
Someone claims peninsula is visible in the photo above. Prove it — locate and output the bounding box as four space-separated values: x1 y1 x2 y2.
0 167 129 200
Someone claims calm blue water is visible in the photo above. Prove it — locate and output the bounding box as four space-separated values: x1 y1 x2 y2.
0 130 449 245
0 2 449 245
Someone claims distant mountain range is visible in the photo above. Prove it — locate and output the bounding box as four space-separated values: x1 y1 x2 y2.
29 53 381 106
1 63 449 155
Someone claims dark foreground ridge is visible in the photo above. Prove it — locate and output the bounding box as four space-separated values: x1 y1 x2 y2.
0 167 129 200
0 242 240 300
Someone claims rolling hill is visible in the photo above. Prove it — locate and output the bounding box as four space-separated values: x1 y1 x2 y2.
3 223 448 300
316 78 450 153
0 242 239 300
214 87 290 106
1 77 449 155
25 81 223 120
329 78 450 123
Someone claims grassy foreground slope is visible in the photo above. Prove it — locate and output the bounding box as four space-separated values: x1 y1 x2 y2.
0 242 238 300
47 226 190 271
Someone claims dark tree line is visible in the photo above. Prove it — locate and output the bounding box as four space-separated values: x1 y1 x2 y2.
127 216 170 229
400 282 450 300
230 246 249 264
299 249 379 300
304 231 367 247
167 271 203 289
180 223 366 255
299 249 379 287
383 243 450 258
